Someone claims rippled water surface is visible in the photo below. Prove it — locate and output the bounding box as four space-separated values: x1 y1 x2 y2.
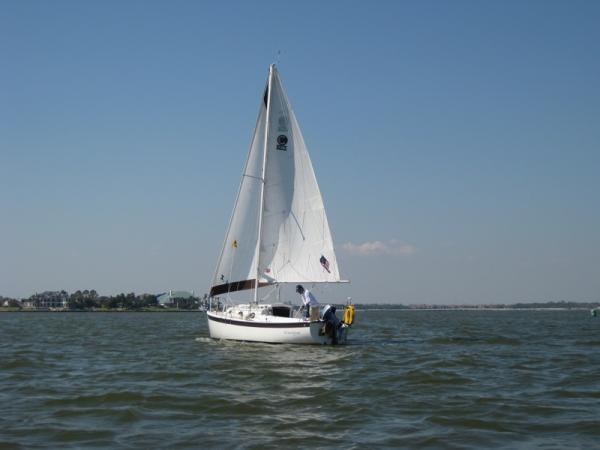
1 310 600 449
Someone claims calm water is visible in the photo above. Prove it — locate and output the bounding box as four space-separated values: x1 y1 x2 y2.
1 310 599 449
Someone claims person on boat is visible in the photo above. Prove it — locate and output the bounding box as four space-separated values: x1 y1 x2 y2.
296 285 319 319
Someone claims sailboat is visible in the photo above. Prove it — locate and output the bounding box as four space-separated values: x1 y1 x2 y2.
206 64 355 344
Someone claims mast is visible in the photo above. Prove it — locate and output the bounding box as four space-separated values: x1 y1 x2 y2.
254 64 274 304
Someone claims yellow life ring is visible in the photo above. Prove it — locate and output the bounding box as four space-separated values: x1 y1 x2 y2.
343 304 355 325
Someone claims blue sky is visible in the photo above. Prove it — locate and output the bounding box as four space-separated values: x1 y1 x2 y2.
1 0 599 303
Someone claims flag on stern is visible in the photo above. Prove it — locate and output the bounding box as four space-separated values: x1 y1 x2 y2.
319 255 331 273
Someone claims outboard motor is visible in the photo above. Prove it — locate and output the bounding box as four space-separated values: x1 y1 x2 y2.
321 305 341 344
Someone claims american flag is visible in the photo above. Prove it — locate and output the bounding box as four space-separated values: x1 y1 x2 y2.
320 255 331 273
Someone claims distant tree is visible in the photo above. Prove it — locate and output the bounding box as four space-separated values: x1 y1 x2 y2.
97 296 110 309
126 292 136 309
139 294 158 308
68 290 84 310
66 290 100 309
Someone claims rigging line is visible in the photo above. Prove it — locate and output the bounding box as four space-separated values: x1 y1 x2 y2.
290 210 306 241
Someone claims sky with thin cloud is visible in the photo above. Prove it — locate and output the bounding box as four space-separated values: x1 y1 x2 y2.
1 1 599 303
342 240 417 257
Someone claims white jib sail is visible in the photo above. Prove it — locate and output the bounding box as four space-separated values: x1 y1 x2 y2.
210 65 340 297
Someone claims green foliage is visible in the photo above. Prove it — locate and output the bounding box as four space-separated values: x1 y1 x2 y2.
67 291 160 310
68 290 99 310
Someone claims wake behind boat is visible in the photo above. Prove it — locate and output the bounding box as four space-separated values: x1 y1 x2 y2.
206 64 355 344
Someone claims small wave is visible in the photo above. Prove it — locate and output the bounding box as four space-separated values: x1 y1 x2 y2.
49 427 115 443
44 391 147 407
404 369 473 386
0 358 37 369
52 407 141 424
429 416 512 432
550 389 600 399
429 336 521 346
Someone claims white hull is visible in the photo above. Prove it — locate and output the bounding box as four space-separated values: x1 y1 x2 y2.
207 310 348 345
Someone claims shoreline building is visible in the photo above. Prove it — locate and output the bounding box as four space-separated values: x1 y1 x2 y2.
156 290 197 309
22 291 69 309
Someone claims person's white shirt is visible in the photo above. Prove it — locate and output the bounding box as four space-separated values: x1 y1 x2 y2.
302 290 319 308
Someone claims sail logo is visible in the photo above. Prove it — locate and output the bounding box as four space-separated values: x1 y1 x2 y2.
276 134 288 151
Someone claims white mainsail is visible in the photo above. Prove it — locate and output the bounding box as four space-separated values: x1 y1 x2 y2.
210 65 340 297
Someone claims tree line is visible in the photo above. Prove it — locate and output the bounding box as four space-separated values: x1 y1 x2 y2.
1 290 205 311
67 290 161 310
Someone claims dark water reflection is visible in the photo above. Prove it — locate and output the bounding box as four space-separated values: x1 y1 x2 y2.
1 310 599 449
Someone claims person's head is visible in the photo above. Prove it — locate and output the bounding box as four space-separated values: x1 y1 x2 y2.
295 285 305 294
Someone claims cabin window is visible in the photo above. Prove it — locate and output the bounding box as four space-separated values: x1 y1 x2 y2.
271 306 291 317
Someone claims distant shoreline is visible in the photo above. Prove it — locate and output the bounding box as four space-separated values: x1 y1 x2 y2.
0 308 205 313
357 307 594 311
2 292 598 313
2 306 596 313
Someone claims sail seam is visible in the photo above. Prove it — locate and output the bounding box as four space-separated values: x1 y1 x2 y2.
243 174 265 182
